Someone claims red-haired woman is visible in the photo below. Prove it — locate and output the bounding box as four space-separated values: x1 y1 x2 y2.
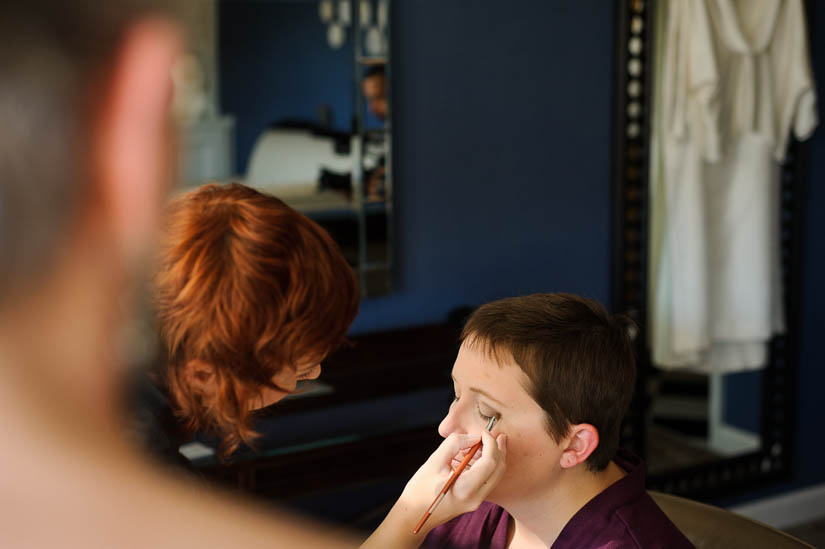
132 182 358 464
133 183 507 546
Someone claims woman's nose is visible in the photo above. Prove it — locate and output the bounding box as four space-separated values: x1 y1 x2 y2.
306 364 321 380
438 402 463 439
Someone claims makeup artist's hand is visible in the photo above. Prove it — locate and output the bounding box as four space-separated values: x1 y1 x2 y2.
409 431 507 523
360 431 507 548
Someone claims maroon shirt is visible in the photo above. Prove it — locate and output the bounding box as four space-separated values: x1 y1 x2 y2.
422 449 693 548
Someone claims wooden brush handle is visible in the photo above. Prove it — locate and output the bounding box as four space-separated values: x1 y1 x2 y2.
412 440 484 534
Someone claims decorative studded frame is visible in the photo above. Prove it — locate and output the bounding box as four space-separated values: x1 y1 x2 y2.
611 0 809 501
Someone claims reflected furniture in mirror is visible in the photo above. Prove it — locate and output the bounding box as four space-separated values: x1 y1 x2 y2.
177 0 393 296
612 0 812 500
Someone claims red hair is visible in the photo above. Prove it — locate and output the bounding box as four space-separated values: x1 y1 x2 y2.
154 183 359 459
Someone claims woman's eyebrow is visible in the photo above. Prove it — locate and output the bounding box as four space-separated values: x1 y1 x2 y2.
469 387 506 407
451 375 506 407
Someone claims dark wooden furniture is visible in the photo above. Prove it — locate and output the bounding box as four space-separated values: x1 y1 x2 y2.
195 323 461 502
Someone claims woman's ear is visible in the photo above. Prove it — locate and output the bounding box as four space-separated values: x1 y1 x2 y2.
559 423 599 469
183 359 218 396
93 17 182 265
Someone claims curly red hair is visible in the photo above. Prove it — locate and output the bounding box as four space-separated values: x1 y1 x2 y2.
154 183 359 459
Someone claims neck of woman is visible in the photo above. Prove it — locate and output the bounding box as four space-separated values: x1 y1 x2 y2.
502 460 627 548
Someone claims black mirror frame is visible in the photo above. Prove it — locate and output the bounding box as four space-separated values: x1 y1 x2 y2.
611 0 810 502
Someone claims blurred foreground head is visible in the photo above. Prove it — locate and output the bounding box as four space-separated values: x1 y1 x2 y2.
0 1 181 298
0 6 361 548
0 0 182 415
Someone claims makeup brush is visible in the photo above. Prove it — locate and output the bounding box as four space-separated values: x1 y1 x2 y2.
412 416 497 535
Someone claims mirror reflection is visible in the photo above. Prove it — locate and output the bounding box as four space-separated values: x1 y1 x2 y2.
641 0 812 476
646 370 763 475
176 0 392 296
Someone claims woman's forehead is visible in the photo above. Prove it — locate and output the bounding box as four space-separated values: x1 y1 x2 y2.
453 343 531 404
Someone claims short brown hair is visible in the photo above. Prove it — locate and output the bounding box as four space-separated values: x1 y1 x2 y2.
462 293 636 471
154 183 359 459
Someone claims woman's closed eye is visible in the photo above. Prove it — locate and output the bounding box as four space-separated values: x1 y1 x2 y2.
453 392 501 423
477 403 499 422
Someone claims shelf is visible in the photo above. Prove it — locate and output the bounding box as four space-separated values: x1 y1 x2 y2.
357 56 388 65
359 262 390 272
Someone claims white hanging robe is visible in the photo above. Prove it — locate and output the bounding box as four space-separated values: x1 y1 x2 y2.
649 0 817 372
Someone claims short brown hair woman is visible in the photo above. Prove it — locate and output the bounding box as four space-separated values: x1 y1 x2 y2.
136 182 359 463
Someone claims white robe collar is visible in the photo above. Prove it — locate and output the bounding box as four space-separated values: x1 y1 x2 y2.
713 0 783 136
714 0 782 54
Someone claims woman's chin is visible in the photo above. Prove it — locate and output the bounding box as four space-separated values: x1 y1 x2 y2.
251 389 289 410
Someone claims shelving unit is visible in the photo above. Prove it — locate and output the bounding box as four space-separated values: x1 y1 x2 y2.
351 0 393 297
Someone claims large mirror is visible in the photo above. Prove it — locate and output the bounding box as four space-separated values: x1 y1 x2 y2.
613 0 808 499
176 0 393 297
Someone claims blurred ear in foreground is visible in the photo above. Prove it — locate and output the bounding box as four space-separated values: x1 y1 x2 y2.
93 17 182 266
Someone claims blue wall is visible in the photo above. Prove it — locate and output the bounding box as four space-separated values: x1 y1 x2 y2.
351 1 614 334
219 0 354 173
351 0 825 505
